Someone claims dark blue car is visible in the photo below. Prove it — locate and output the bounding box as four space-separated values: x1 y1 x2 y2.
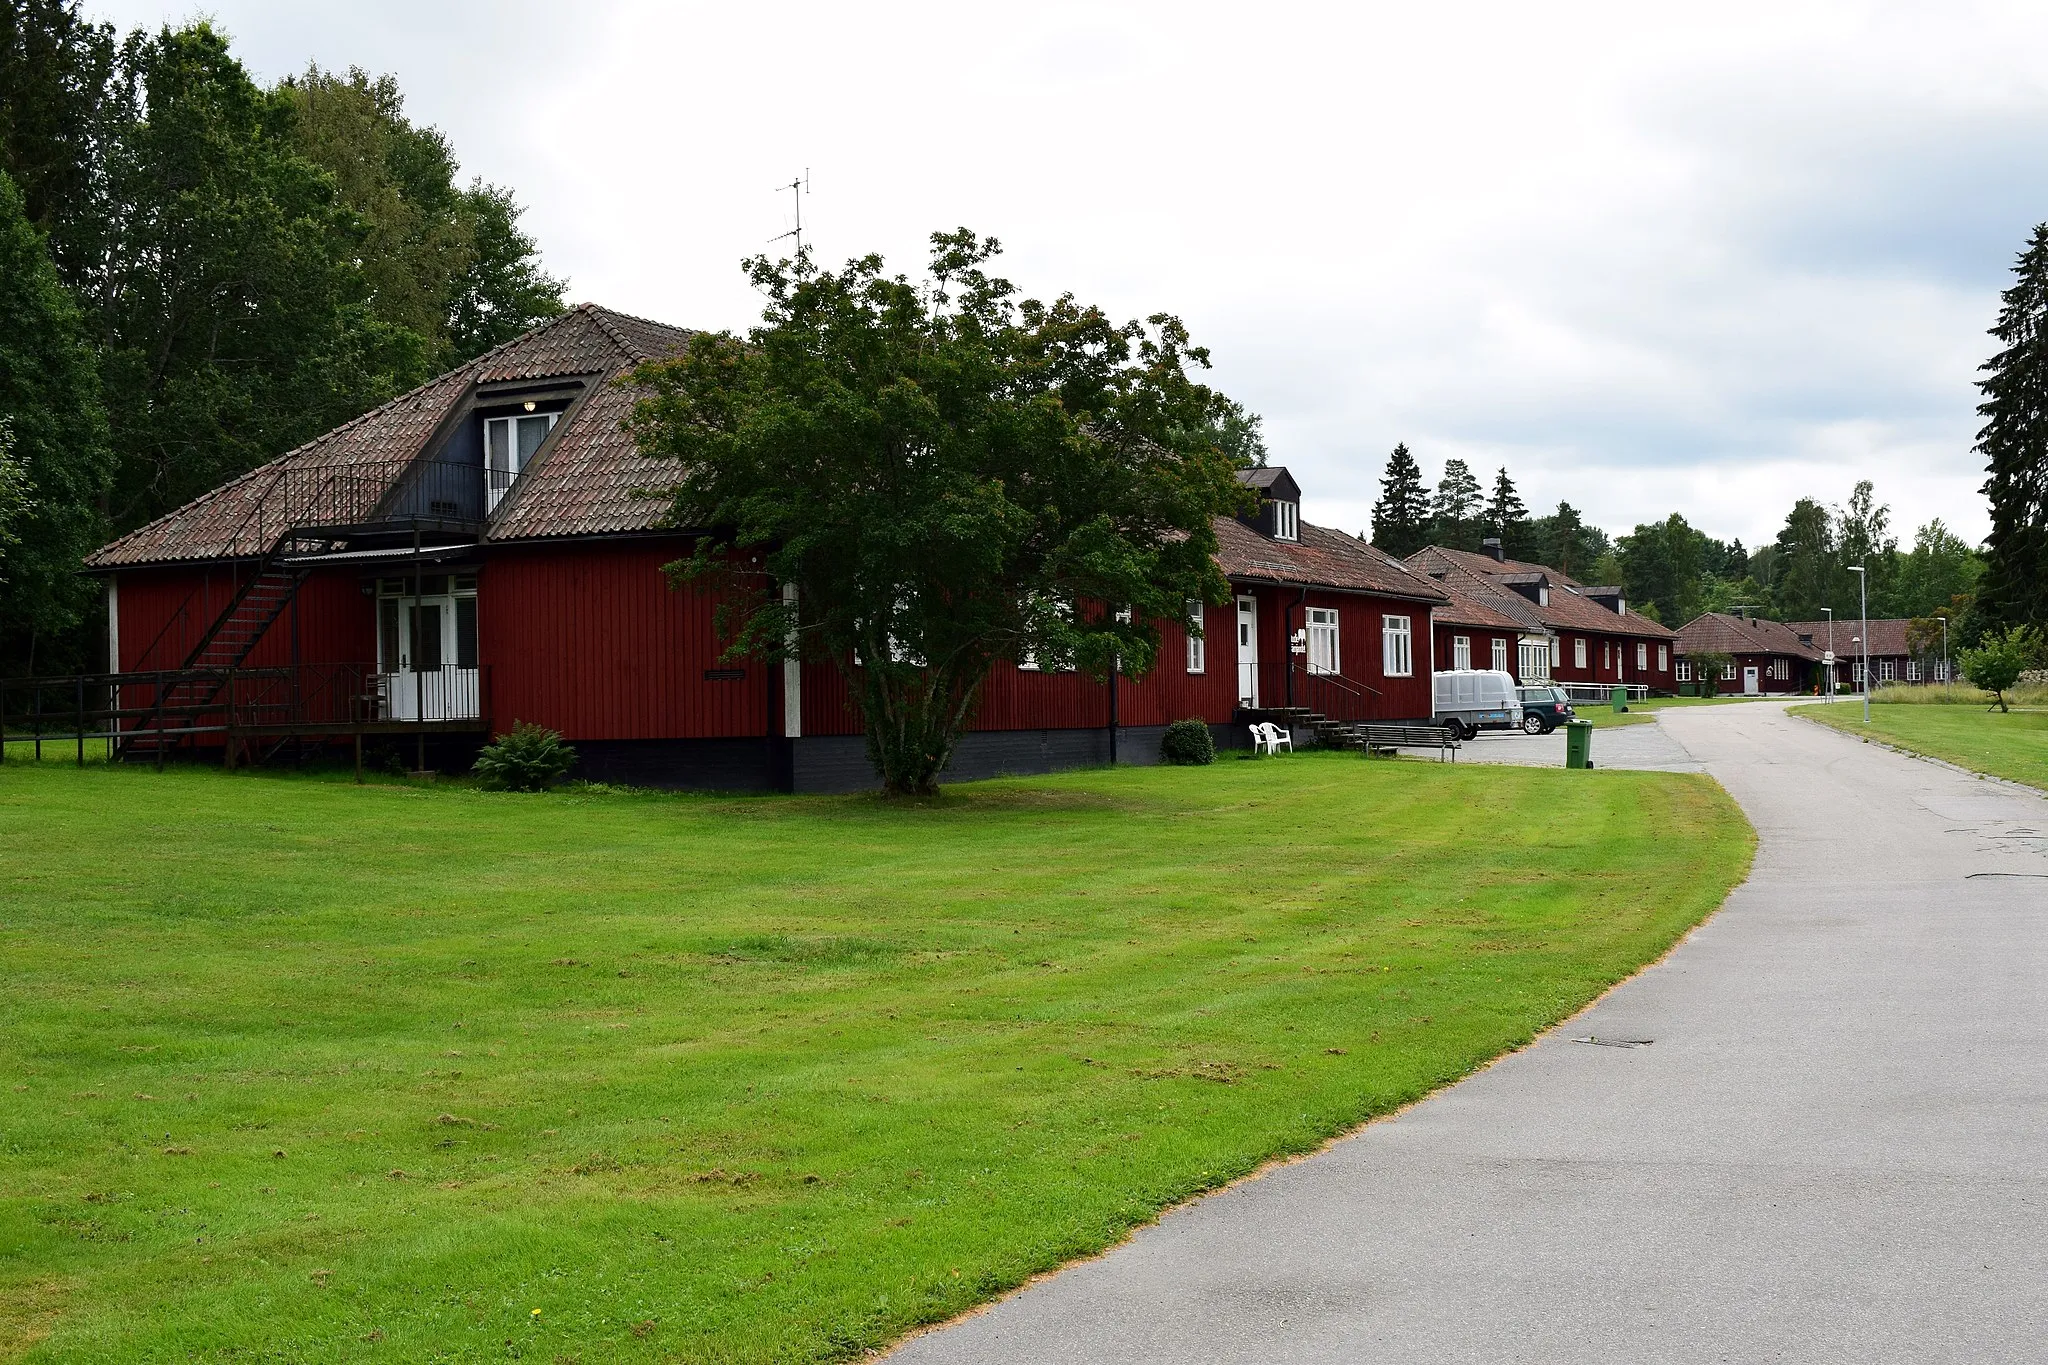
1516 685 1575 734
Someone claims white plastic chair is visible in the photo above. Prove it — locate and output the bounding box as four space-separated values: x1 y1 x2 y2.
1252 721 1293 755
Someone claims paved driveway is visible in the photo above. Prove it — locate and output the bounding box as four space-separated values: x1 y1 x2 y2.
892 700 2048 1364
1425 714 1704 772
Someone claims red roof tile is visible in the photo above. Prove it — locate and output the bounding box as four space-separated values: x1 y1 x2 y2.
1213 518 1447 602
1406 546 1677 640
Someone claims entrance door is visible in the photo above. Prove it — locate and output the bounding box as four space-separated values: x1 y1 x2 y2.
1743 665 1760 695
379 592 480 720
1235 594 1259 707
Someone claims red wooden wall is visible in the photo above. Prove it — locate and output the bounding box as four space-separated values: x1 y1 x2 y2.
1548 628 1676 691
1431 624 1517 677
114 565 373 672
479 539 769 742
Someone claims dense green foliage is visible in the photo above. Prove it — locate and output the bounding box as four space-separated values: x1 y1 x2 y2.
628 232 1251 795
0 753 1751 1362
0 2 564 673
472 720 577 790
1959 625 2045 712
1159 716 1216 765
1367 441 1429 555
0 168 110 673
1976 222 2048 634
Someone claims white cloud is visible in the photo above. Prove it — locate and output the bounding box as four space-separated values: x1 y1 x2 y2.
88 0 2048 547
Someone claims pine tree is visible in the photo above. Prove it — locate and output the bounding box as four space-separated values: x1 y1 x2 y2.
1368 442 1430 555
1430 458 1484 550
1486 466 1532 557
1977 228 2048 632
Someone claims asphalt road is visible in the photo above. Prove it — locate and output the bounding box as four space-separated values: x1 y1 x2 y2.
891 700 2048 1364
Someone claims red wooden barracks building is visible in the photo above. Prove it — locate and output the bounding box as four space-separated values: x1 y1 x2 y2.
82 306 1463 790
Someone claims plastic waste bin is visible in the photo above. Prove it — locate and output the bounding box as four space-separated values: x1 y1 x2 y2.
1565 718 1594 770
1610 686 1627 712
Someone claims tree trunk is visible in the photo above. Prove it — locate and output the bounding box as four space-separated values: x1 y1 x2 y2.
852 659 989 797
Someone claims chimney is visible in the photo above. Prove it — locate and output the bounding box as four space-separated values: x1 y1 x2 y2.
1481 537 1504 562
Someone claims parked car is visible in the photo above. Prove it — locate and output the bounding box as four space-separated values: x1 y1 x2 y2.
1432 669 1524 740
1515 684 1576 734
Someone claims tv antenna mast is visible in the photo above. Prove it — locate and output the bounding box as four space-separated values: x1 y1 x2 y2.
769 170 809 260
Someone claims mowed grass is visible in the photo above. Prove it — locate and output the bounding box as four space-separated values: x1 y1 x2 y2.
0 754 1750 1363
1796 702 2048 792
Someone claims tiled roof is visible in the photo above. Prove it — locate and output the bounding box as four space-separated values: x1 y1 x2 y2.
1675 612 1821 660
1407 546 1678 640
1780 618 1914 658
1420 560 1547 634
1214 518 1447 602
88 306 693 568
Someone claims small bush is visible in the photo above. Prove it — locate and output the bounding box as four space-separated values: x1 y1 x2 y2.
1160 717 1216 766
473 721 577 791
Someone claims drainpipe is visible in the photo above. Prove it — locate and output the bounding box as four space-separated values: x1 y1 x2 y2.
1285 584 1308 709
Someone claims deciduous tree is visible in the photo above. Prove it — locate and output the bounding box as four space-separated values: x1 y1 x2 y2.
628 232 1251 796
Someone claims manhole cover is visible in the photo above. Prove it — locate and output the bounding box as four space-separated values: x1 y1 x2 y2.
1572 1036 1654 1048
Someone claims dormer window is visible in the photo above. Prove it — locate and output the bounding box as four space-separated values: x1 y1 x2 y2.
484 412 558 512
1272 500 1299 541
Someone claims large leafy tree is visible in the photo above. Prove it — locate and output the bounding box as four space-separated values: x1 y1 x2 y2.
628 232 1251 796
1770 496 1837 619
281 65 564 366
1368 441 1429 555
1977 222 2048 632
1894 518 1982 620
0 0 118 282
1836 480 1899 614
1617 512 1708 626
0 168 111 674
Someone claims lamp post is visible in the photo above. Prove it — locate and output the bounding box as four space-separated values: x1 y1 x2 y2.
1941 615 1950 687
1823 606 1834 703
1847 565 1868 722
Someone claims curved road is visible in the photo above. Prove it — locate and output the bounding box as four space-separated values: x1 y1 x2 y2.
893 701 2048 1364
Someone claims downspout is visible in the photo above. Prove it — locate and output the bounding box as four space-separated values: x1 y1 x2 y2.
1285 583 1308 709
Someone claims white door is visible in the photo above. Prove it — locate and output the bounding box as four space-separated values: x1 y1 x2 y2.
380 594 480 720
1743 665 1759 695
1235 594 1259 707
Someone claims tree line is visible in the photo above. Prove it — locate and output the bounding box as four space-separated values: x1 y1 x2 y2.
0 0 565 673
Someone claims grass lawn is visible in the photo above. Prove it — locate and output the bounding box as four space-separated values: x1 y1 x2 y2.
0 753 1750 1363
1794 702 2048 792
1577 709 1653 728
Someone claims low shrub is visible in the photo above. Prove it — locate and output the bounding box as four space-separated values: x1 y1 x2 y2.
1159 717 1216 766
473 721 577 791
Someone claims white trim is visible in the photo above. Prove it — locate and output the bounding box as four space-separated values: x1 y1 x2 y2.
1636 641 1648 670
1186 600 1207 674
1658 644 1668 671
1491 637 1508 672
782 583 801 738
1574 637 1588 669
106 576 120 675
1235 594 1260 706
1272 500 1299 541
1452 634 1471 670
1382 614 1413 676
1307 606 1340 675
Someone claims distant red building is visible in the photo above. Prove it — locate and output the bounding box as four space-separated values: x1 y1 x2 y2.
1672 612 1818 694
85 307 1450 789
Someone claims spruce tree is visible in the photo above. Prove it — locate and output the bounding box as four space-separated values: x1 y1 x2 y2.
1976 222 2048 630
1430 458 1484 550
1368 441 1429 555
1486 466 1532 557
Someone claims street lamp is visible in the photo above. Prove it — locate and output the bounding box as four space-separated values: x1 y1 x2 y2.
1846 564 1869 722
1942 615 1950 688
1823 606 1834 703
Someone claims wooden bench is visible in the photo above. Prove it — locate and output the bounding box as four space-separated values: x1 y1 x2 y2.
1358 723 1461 762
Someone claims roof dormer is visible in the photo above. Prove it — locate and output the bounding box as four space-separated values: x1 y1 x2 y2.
1236 466 1302 542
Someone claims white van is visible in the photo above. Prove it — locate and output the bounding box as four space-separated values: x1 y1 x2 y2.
1432 669 1524 740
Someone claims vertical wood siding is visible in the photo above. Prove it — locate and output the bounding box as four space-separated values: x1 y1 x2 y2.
480 539 769 741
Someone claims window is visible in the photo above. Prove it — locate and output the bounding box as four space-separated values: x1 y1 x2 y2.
1658 644 1669 671
1636 642 1647 669
1853 661 1867 683
1879 658 1896 682
1906 658 1920 681
1574 637 1588 669
1306 607 1339 675
484 411 558 511
1491 637 1508 672
1382 615 1413 676
1937 658 1951 682
1272 500 1299 541
1602 642 1611 670
1452 634 1471 670
1521 639 1550 680
1185 600 1206 674
1769 658 1786 680
1676 661 1693 682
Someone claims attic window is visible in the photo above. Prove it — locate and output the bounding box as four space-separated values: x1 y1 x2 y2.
1539 585 1550 606
1272 500 1299 541
485 412 558 512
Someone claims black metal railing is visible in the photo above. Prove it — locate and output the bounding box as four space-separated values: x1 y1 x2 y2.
1233 659 1385 723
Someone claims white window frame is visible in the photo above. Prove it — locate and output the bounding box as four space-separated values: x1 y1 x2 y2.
1452 634 1471 670
1879 658 1896 682
1676 660 1693 682
1185 600 1206 674
1574 637 1588 670
1491 637 1508 672
1306 606 1340 675
1658 644 1669 671
1521 639 1551 681
1272 500 1299 541
483 411 558 512
1382 614 1413 677
1906 658 1920 682
1636 642 1648 669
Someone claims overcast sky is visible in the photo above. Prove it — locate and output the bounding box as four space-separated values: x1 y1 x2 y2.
89 0 2048 550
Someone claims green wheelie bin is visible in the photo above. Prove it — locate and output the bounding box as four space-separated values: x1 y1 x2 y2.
1565 718 1594 769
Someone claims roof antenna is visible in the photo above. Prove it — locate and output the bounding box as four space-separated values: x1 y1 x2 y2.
769 170 809 262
